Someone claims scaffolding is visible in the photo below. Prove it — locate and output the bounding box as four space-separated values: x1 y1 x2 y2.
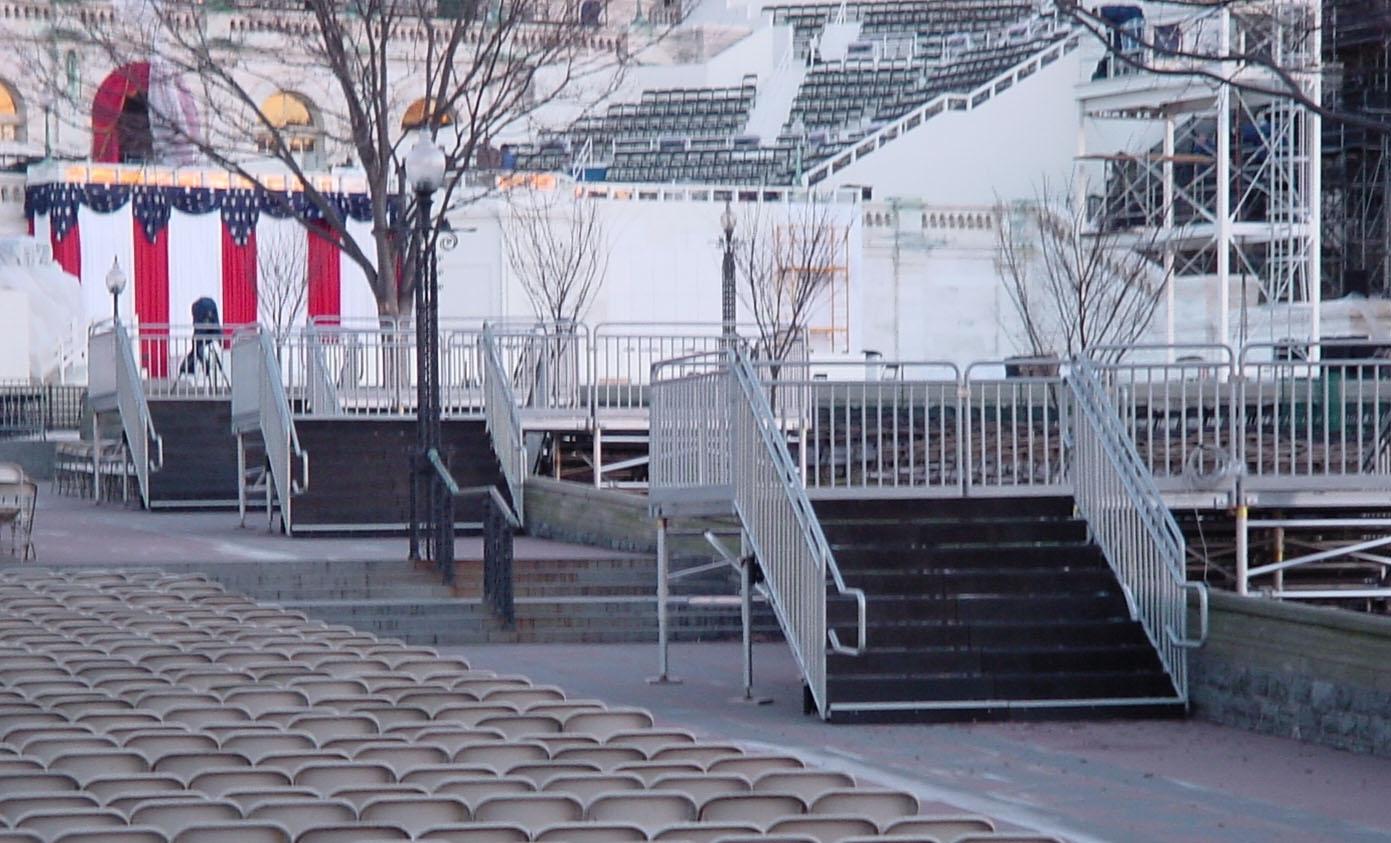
1077 1 1323 350
1323 0 1391 298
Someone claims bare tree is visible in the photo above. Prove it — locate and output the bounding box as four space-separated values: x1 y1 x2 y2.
256 223 308 348
993 182 1173 365
502 188 610 324
734 199 844 365
24 0 639 319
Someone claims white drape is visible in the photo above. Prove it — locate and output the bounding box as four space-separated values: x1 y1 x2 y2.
167 209 222 327
342 217 380 324
77 204 136 327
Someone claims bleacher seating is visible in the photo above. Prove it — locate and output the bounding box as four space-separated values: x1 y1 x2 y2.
506 1 1066 184
0 568 1065 842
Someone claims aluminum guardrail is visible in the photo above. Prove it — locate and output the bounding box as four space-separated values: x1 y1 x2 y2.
1069 358 1206 702
231 328 308 533
482 326 528 525
88 323 163 508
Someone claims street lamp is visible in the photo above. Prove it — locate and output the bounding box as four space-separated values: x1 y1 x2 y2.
105 257 127 324
404 132 452 580
720 202 736 341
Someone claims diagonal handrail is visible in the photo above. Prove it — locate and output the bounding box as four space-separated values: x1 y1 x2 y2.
481 325 528 525
1068 357 1206 701
231 328 308 533
89 322 163 508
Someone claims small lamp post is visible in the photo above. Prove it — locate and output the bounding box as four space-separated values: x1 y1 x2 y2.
105 257 127 324
720 202 736 342
404 133 451 579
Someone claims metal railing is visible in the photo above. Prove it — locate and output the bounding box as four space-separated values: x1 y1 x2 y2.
481 326 528 525
231 328 308 533
650 349 866 720
88 323 163 508
963 359 1068 493
1068 358 1206 702
0 383 83 438
128 323 240 398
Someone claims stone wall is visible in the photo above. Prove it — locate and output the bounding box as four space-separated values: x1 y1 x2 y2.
1189 590 1391 757
523 476 728 562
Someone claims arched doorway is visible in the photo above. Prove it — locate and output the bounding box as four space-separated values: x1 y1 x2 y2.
91 63 153 163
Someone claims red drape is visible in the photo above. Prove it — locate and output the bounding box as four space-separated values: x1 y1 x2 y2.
91 63 151 163
221 226 258 329
134 217 170 378
50 227 81 279
307 220 340 324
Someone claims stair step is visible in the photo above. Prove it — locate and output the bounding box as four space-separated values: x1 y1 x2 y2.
828 593 1131 624
831 543 1106 567
820 518 1087 545
828 619 1152 648
829 644 1163 675
827 669 1178 703
813 495 1075 520
841 568 1119 594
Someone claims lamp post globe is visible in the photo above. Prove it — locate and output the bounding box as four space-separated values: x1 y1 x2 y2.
105 257 127 324
405 132 447 194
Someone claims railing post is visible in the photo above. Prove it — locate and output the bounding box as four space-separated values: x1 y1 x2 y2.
1235 503 1249 596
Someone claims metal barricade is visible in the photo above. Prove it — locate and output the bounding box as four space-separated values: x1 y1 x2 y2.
128 323 239 398
1069 357 1206 702
487 322 589 413
591 322 743 417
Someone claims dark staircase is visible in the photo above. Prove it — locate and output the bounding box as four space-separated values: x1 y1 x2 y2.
289 418 506 533
817 496 1185 723
145 398 239 508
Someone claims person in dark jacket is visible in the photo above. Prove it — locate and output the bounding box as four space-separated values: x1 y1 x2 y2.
179 297 221 377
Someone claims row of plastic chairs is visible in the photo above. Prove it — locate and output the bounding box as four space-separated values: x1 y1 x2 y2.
0 569 1059 842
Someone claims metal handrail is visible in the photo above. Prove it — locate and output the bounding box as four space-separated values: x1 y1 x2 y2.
232 328 308 532
481 326 528 525
1068 358 1206 703
307 330 341 416
651 349 866 719
91 322 163 508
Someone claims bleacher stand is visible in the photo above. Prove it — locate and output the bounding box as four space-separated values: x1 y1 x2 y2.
507 0 1067 184
0 568 1064 841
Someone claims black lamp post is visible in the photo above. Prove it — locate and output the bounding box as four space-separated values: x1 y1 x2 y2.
404 133 452 580
720 201 736 341
106 258 127 325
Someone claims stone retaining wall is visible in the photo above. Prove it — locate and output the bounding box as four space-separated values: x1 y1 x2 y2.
1189 590 1391 757
524 477 728 562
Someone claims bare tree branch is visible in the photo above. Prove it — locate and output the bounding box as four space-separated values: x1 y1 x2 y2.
502 187 609 323
256 222 308 348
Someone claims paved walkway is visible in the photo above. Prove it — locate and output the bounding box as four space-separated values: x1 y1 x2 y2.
23 492 639 567
450 641 1391 843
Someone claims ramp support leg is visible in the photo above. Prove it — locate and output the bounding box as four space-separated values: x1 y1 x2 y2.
236 433 247 527
648 516 682 685
736 529 772 705
1236 504 1249 596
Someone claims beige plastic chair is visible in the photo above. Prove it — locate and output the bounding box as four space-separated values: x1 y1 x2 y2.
350 704 430 730
588 791 699 834
415 823 529 842
129 798 242 836
255 751 352 775
50 830 167 843
293 761 395 796
396 765 493 790
222 689 309 717
710 837 817 843
842 836 943 843
650 773 752 807
542 772 645 805
652 743 746 768
170 821 290 843
507 762 603 787
353 743 450 774
153 750 253 780
699 792 807 830
533 822 647 841
0 793 100 823
424 703 520 727
217 787 320 812
551 744 647 770
0 831 41 842
955 836 1065 843
472 793 583 833
288 714 380 743
754 771 855 803
431 776 535 810
769 814 881 842
296 824 411 842
605 729 697 755
650 822 761 841
562 709 654 740
529 734 601 755
613 760 705 784
247 799 357 838
811 788 919 827
16 808 127 837
452 741 548 773
83 774 184 803
188 768 293 797
125 733 219 764
287 679 371 703
219 731 317 762
480 686 566 708
475 714 562 739
709 754 805 778
329 784 429 811
359 795 471 835
48 749 150 782
886 817 996 839
22 736 118 763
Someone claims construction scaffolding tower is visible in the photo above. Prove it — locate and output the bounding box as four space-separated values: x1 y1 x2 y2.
1076 1 1323 350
